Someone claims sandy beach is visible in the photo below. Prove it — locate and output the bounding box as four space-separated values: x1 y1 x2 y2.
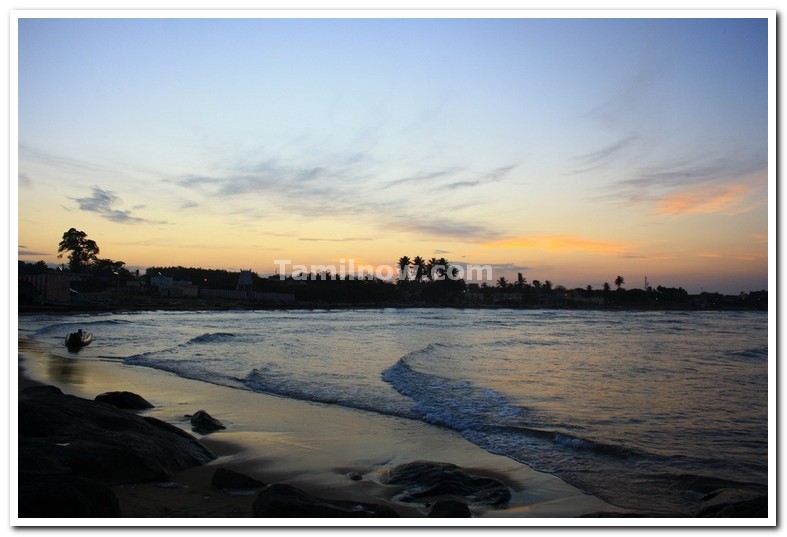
16 335 627 524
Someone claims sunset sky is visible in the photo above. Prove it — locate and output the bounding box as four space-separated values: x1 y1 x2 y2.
15 12 773 293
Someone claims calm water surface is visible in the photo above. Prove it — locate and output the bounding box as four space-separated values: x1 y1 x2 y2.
19 308 769 515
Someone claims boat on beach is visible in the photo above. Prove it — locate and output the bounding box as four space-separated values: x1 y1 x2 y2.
65 330 93 350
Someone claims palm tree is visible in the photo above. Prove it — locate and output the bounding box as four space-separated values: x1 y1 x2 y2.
515 273 526 289
436 257 450 280
544 280 553 292
397 256 411 281
425 257 439 281
412 256 425 283
57 228 99 273
614 275 625 290
603 282 611 293
497 276 509 289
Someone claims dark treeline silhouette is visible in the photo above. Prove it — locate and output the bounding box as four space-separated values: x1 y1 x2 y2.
17 229 768 311
21 229 135 295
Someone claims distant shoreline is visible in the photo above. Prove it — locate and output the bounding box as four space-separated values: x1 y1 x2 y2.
18 299 768 316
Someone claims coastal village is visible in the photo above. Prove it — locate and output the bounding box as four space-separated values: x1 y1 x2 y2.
18 229 767 312
19 259 768 312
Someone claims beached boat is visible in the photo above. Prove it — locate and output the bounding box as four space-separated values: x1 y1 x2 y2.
65 330 93 350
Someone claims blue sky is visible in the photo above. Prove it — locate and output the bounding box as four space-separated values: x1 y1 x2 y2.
17 13 771 293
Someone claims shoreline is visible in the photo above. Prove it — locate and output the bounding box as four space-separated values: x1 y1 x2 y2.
15 335 627 522
18 295 768 316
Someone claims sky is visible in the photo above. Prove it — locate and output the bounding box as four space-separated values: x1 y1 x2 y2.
16 13 772 294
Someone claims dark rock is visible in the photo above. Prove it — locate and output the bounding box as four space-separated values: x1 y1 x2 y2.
18 438 72 482
580 511 686 518
95 391 154 410
252 483 399 518
346 472 363 481
18 390 215 487
190 410 226 434
212 467 265 490
428 500 472 517
697 489 768 518
385 461 511 506
19 475 121 518
21 385 63 397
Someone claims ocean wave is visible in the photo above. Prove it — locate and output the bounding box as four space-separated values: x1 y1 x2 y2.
123 353 245 389
382 356 529 433
187 332 236 344
29 318 132 337
383 354 644 463
728 347 768 360
243 367 416 419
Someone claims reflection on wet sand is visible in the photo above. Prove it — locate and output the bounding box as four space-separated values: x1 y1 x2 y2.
46 353 87 386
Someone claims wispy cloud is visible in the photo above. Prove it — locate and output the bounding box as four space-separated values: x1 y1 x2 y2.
381 168 464 190
389 217 502 243
623 154 764 191
70 187 162 224
569 135 638 174
656 183 755 216
438 164 517 190
19 247 51 257
602 154 767 217
481 262 532 273
299 237 375 242
736 253 767 262
175 153 513 243
19 144 109 175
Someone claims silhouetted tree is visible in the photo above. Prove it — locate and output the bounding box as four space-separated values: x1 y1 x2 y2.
412 256 426 282
515 273 526 289
425 257 439 281
57 228 99 273
603 282 611 293
397 256 411 281
19 260 50 275
497 276 509 289
427 257 450 280
614 275 625 290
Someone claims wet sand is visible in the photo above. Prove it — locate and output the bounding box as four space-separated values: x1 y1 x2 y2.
15 336 626 524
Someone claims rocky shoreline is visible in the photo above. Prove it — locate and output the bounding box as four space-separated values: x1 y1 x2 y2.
18 382 768 520
17 384 517 519
16 337 767 522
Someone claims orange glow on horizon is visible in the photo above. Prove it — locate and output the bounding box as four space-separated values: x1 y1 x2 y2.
480 234 634 256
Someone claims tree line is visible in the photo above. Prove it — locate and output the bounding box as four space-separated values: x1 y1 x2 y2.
18 229 768 310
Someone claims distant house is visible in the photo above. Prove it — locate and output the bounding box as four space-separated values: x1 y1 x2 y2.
237 270 254 293
150 274 199 297
20 272 88 304
150 274 174 288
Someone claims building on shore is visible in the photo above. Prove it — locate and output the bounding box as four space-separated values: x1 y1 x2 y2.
20 272 89 304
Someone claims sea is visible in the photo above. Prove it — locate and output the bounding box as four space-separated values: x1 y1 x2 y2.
17 308 770 516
